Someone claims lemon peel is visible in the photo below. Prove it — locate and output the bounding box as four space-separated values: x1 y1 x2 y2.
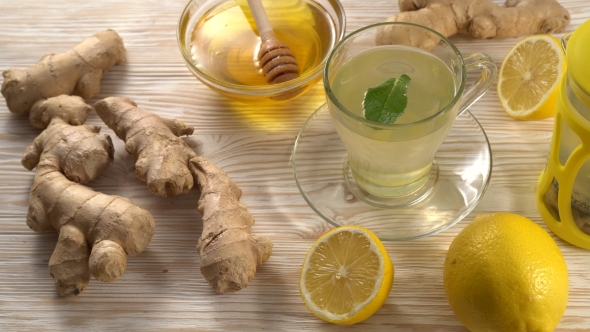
444 212 569 331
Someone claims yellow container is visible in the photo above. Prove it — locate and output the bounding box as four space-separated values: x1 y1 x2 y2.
537 19 590 249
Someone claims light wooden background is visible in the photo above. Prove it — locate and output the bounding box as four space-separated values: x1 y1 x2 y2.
1 0 589 331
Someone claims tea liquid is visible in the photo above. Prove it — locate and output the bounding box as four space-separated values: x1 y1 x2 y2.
330 46 457 195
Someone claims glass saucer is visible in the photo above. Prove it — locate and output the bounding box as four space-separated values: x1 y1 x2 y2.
292 103 492 241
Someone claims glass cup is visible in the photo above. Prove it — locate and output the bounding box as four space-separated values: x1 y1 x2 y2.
324 22 496 203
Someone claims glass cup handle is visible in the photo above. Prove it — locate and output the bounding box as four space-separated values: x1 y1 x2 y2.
458 53 497 117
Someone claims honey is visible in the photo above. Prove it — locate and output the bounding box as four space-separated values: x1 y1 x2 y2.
185 0 337 88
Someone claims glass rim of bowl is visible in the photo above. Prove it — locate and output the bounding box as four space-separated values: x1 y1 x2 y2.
176 0 347 96
323 21 467 129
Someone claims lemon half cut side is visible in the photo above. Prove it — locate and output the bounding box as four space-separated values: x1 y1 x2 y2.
299 226 394 325
498 35 566 120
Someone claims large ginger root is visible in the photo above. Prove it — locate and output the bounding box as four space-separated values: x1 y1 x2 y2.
22 95 155 296
94 97 273 293
189 157 273 293
1 29 125 115
94 97 195 197
379 0 570 49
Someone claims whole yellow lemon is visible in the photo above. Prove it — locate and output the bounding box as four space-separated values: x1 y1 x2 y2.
443 212 569 332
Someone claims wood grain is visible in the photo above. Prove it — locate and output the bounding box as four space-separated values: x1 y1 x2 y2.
0 0 589 330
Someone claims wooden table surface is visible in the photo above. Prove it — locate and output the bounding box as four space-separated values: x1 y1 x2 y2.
1 0 589 330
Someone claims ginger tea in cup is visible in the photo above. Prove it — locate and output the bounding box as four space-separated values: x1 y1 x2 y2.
324 22 496 201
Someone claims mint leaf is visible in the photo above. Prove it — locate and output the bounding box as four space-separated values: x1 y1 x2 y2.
363 74 411 124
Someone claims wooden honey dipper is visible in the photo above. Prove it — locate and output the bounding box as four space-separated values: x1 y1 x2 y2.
247 0 300 84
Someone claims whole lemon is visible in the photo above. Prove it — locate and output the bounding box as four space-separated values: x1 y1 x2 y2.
443 212 568 332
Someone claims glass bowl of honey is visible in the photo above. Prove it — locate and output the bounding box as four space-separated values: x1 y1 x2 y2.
177 0 346 104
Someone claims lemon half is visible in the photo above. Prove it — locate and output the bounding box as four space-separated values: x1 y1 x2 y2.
498 35 566 120
299 226 394 325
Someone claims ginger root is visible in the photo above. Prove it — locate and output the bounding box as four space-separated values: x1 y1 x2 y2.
1 29 125 115
189 157 273 293
23 95 155 296
94 97 195 197
94 97 273 293
379 0 570 49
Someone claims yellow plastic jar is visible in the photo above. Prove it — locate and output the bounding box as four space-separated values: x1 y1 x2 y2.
537 19 590 249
